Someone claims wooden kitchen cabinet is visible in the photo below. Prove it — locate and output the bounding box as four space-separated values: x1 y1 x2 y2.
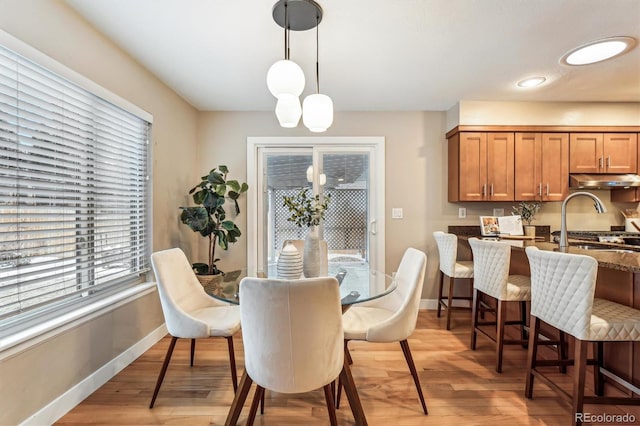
569 133 637 174
611 132 640 202
515 133 569 201
448 132 514 201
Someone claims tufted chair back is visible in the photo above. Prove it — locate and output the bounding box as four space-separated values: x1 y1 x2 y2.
468 238 511 300
433 231 458 276
525 247 598 340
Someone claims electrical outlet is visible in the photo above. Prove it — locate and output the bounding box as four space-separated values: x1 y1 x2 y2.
493 208 504 217
392 208 403 219
458 207 466 219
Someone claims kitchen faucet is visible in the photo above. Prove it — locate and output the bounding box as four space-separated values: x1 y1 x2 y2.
559 191 607 250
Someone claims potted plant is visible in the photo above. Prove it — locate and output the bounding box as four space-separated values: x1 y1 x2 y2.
180 165 248 284
282 188 330 277
513 201 541 237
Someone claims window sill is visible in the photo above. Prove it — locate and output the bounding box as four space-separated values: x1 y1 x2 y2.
0 282 156 361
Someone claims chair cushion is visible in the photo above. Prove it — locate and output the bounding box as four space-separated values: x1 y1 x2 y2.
588 298 640 341
342 306 394 340
453 260 474 278
504 275 531 301
192 305 241 336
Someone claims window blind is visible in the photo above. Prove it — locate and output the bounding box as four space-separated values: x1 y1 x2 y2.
0 43 151 324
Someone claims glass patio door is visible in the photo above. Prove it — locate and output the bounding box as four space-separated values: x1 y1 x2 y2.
254 144 382 279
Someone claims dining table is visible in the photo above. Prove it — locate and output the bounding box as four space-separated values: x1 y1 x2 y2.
202 265 397 426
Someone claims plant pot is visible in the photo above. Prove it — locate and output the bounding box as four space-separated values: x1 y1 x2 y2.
523 225 536 237
195 273 223 289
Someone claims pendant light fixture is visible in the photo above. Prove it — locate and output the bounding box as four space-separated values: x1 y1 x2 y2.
268 0 331 131
267 1 305 127
302 14 333 132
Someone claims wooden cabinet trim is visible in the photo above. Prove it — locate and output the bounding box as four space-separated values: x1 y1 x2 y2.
446 125 640 139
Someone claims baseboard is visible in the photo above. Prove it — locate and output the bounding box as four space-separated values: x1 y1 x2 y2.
21 323 168 426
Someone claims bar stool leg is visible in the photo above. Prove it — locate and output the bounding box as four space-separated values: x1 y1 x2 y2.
470 289 480 350
593 341 604 396
446 276 455 330
437 271 444 318
495 300 506 373
572 339 588 426
524 316 540 398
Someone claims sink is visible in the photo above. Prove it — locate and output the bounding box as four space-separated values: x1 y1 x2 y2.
572 244 636 253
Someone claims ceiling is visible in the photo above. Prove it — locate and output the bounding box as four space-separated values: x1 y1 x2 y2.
64 0 640 112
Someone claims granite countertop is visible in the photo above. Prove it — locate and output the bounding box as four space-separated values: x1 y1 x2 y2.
457 235 640 273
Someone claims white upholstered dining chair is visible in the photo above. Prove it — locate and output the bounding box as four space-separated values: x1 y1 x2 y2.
149 248 241 408
224 276 344 425
337 247 429 414
525 247 640 425
432 231 474 330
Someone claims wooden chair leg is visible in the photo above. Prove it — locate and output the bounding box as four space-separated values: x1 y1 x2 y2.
446 276 455 330
496 300 506 373
519 301 528 348
470 289 480 350
572 339 588 426
559 330 567 374
149 336 178 408
593 341 604 396
246 385 264 426
226 336 238 392
323 383 338 426
336 341 351 409
190 338 196 367
436 271 444 318
400 339 428 414
339 358 368 425
224 370 253 426
260 388 265 414
524 316 540 399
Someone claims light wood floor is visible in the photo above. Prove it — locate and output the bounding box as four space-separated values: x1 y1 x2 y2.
56 310 640 425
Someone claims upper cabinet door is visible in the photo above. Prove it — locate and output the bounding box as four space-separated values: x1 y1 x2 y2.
514 133 542 200
603 133 637 174
458 132 487 201
570 133 603 173
541 133 569 201
486 132 514 201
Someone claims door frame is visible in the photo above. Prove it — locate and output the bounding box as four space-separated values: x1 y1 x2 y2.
246 136 386 275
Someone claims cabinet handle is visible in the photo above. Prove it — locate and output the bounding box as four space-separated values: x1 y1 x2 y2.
538 183 542 197
599 157 603 170
607 155 611 169
490 184 494 197
482 184 486 197
546 183 550 197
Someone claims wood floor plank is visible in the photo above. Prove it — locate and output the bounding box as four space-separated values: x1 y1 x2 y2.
55 311 636 425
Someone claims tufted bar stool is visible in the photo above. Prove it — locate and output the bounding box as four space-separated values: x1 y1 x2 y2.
468 237 532 372
525 247 640 426
433 231 474 330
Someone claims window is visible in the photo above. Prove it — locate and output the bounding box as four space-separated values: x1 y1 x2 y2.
0 40 151 331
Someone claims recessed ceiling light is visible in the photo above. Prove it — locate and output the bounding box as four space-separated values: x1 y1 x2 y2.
561 36 636 66
517 77 547 88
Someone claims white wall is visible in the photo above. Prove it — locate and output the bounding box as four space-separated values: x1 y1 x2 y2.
0 1 199 424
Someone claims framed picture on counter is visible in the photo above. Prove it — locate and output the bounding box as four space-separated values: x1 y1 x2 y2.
480 215 523 236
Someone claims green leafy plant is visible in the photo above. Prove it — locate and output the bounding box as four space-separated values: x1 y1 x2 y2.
512 201 541 226
180 165 248 275
282 188 330 228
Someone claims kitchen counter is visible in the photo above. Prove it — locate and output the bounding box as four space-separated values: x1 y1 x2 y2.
458 236 640 273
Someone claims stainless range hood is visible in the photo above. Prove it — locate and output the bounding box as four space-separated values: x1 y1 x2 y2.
569 173 640 189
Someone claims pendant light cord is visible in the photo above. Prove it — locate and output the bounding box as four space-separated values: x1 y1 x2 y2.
284 1 289 60
315 14 320 94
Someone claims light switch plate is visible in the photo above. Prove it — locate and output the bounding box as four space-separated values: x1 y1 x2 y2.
392 208 403 219
493 208 504 217
458 207 466 219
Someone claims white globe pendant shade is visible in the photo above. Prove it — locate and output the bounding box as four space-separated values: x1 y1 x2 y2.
303 93 333 132
275 94 302 128
267 60 305 98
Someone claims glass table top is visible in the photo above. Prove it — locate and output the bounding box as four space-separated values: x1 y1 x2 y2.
202 265 396 306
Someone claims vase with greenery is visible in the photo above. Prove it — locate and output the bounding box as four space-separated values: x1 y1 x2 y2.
282 188 330 277
180 165 248 277
513 201 541 236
